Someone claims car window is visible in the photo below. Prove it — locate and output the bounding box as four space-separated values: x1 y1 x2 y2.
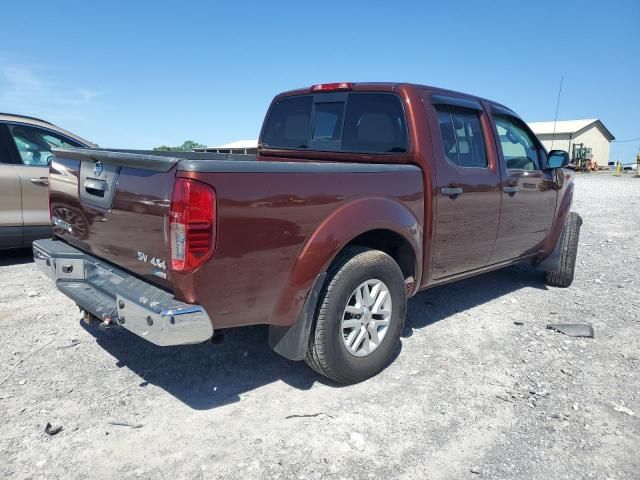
436 107 488 168
262 96 313 149
263 92 408 154
342 93 407 153
494 115 542 171
312 102 344 140
8 124 82 166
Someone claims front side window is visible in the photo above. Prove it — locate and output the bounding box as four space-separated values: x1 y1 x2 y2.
262 93 408 154
8 124 82 166
494 115 543 171
436 107 488 168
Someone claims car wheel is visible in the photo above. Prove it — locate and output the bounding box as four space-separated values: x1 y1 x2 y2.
545 212 582 288
305 247 407 384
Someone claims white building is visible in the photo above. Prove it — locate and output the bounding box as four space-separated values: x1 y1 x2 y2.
193 139 258 154
527 119 615 168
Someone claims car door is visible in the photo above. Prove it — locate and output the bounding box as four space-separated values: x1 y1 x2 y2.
423 93 503 279
488 107 557 263
6 123 84 243
0 124 24 248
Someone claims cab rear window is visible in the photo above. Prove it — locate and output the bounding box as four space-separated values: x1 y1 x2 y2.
262 92 408 154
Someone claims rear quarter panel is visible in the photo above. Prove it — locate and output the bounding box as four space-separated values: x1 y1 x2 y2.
176 166 423 329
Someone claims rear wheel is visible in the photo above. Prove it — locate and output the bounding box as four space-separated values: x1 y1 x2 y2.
545 212 582 288
305 247 407 384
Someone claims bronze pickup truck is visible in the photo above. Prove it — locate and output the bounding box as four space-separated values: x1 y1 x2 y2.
33 82 581 384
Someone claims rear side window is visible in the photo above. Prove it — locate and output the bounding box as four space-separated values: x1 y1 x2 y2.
436 107 488 168
262 96 312 149
262 93 408 154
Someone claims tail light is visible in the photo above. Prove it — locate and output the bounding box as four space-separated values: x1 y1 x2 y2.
169 178 216 272
310 82 353 92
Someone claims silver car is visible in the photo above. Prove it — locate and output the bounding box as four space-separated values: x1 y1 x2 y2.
0 113 95 249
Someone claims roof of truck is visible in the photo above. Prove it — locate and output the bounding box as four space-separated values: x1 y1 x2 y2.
276 82 514 111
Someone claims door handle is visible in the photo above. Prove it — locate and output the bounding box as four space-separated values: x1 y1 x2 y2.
30 177 49 186
503 186 520 194
441 187 463 197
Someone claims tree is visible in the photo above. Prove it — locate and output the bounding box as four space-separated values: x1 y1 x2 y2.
153 140 207 152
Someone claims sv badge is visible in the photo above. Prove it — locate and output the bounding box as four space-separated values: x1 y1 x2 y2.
137 251 167 270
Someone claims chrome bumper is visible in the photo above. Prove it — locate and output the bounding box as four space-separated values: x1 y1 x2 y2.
33 239 213 346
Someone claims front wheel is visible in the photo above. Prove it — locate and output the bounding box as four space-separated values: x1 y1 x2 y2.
545 212 582 288
305 247 407 384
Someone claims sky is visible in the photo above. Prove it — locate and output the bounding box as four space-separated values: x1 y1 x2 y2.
1 0 639 163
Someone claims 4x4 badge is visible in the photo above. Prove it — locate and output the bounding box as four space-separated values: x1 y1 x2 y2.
94 162 103 177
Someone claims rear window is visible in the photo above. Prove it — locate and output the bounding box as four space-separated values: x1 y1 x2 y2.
262 96 312 149
262 92 408 154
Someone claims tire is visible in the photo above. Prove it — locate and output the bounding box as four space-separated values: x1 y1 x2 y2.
305 247 407 384
545 212 582 288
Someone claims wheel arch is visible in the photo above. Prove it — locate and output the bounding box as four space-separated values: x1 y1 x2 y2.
270 196 422 328
268 196 421 361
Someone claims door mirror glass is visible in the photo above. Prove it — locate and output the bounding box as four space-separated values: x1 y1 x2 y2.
547 150 569 169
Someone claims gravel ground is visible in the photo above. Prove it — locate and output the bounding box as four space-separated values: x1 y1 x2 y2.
1 174 638 480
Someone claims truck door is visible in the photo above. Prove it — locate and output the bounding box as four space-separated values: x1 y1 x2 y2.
424 93 502 279
488 108 557 262
0 124 23 248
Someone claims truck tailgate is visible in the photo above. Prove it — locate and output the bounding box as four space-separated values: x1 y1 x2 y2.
49 148 177 289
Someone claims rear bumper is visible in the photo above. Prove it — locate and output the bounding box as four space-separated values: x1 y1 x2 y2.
32 238 213 346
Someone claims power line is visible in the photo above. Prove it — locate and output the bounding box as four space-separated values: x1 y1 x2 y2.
611 137 640 143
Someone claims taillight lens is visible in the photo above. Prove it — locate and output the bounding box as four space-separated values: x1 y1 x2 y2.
169 178 216 272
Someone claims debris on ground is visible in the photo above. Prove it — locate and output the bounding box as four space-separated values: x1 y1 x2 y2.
44 422 63 436
107 421 144 429
613 404 635 416
284 412 334 420
57 339 82 350
0 338 55 386
349 432 366 452
546 323 595 338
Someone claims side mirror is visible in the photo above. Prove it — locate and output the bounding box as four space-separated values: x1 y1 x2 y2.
547 150 570 169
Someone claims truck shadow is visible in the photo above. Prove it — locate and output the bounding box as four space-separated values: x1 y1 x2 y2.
0 248 34 267
403 263 547 336
80 263 546 410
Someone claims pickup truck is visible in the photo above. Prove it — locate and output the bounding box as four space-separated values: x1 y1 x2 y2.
33 82 581 384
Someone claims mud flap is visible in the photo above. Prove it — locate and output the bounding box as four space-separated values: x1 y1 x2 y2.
268 272 327 361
